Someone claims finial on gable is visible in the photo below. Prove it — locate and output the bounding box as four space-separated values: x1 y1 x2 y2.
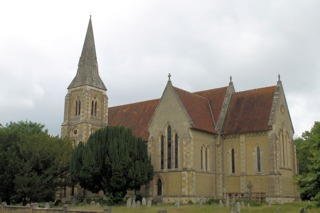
230 76 232 83
278 74 280 81
168 73 171 81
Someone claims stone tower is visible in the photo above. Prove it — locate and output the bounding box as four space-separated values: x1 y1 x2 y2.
61 17 108 145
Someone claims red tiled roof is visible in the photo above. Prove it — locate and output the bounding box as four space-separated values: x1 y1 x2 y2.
108 99 159 140
222 86 276 134
194 87 228 122
174 87 216 133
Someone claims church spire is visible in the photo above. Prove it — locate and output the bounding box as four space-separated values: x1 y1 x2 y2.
68 16 106 90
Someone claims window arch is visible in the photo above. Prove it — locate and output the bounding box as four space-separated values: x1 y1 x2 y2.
75 97 81 116
257 146 261 173
231 148 235 174
167 125 172 169
175 133 179 169
160 135 164 170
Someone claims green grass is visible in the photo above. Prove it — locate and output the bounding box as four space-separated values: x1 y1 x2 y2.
70 202 320 213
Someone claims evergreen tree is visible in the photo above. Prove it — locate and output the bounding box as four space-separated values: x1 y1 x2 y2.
70 126 154 203
296 122 320 204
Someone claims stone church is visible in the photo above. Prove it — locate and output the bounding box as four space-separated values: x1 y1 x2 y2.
61 18 299 203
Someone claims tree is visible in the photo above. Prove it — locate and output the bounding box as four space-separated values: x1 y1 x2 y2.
295 121 320 204
0 121 72 204
70 126 154 203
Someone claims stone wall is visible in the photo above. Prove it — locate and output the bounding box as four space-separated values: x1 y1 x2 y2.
0 205 104 213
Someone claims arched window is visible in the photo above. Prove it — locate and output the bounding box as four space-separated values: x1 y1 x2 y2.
205 146 208 171
257 146 261 173
75 97 81 116
160 135 164 170
157 179 162 196
201 146 203 170
175 133 179 169
167 126 172 169
91 98 98 116
231 148 235 174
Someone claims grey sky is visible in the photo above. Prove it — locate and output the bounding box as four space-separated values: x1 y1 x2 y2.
1 0 319 137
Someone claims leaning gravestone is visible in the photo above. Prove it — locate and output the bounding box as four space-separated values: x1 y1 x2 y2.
126 197 132 208
142 197 146 206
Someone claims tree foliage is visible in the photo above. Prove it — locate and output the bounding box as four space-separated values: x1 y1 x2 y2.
295 121 320 204
70 126 154 203
0 121 72 204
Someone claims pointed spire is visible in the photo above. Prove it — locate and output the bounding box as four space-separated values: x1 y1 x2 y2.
68 16 106 90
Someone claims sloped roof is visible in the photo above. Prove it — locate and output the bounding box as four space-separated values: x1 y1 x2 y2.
68 17 106 90
222 86 276 134
108 99 159 140
108 85 228 139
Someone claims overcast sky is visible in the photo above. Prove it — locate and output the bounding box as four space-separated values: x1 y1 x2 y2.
1 0 319 137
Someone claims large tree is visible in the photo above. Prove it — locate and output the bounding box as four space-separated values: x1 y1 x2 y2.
0 121 72 204
295 121 320 204
70 126 153 203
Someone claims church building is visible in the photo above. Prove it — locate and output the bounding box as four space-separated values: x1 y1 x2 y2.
62 17 299 204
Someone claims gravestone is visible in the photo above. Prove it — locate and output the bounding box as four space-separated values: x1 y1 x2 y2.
276 207 281 213
199 197 203 207
142 197 146 206
226 196 230 207
157 210 167 213
126 197 132 208
174 201 180 208
63 204 70 210
147 199 152 207
268 199 272 206
45 202 50 209
219 200 223 207
300 208 307 213
137 200 141 208
34 203 39 208
132 200 136 208
90 201 95 205
26 204 30 207
104 206 112 213
241 201 244 207
83 198 87 205
236 201 241 213
1 202 7 206
229 202 236 213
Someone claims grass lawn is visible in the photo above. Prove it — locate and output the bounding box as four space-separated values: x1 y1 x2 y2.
71 202 319 213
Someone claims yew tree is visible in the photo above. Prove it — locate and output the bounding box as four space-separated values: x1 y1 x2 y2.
70 126 153 203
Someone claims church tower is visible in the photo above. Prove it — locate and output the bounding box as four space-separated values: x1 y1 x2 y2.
61 17 108 145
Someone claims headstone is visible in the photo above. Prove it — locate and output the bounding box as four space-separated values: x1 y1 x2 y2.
83 198 87 205
96 202 100 207
230 202 236 213
132 200 136 208
34 203 39 208
126 197 132 208
268 199 272 206
1 202 7 206
241 201 244 207
247 203 250 208
26 204 30 207
147 199 152 207
104 206 112 213
236 201 241 213
137 200 141 207
63 204 70 210
219 200 223 207
276 207 281 213
90 201 95 205
157 210 167 213
300 208 307 213
199 197 203 207
174 201 180 208
142 197 146 206
45 202 50 209
226 196 230 207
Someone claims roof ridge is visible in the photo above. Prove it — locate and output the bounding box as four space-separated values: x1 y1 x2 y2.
173 86 209 101
109 98 159 109
194 86 229 94
235 85 276 94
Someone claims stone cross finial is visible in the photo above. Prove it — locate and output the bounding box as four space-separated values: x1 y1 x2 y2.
230 76 232 83
278 74 281 81
168 73 171 81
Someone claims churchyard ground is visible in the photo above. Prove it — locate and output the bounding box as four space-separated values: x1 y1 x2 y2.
71 202 318 213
